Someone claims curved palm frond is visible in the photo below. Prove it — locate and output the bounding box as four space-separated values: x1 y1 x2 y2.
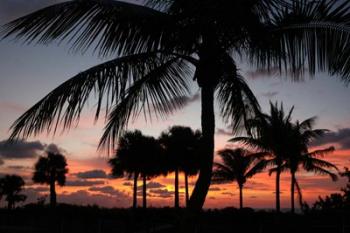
0 0 175 56
306 164 338 181
266 0 350 81
9 52 189 140
99 57 193 152
306 146 335 158
216 55 260 132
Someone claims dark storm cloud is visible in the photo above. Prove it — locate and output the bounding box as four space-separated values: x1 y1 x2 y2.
75 170 108 179
65 180 105 187
311 128 350 149
0 140 45 159
0 140 66 159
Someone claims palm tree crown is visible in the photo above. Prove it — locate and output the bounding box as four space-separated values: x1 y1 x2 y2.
213 148 266 209
159 126 202 208
3 0 350 211
33 152 68 207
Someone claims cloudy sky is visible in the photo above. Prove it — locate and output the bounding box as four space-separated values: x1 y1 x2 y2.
0 0 350 209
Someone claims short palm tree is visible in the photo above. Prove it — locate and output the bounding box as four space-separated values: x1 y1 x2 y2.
109 130 144 209
3 0 350 211
0 175 26 209
231 102 295 212
33 152 68 208
284 119 338 213
109 130 163 208
159 126 202 208
213 148 266 209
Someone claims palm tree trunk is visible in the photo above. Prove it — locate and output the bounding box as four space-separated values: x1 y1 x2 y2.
175 168 179 208
276 168 281 213
142 174 147 208
133 172 138 209
50 180 57 208
189 85 215 212
239 184 243 209
185 172 189 207
291 172 296 213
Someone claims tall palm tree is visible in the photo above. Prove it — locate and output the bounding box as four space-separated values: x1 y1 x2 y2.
0 175 26 209
159 126 201 208
3 0 350 211
284 119 338 213
33 152 68 208
231 102 295 212
212 148 266 209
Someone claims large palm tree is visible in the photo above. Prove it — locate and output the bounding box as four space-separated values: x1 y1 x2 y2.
159 126 201 208
3 0 350 211
213 148 266 209
284 119 338 213
33 152 68 208
231 102 296 212
0 175 26 209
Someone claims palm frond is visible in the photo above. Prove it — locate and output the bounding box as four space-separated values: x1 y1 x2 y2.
1 0 174 56
9 52 188 140
306 164 338 181
99 57 193 152
306 146 335 158
266 0 350 82
216 55 260 133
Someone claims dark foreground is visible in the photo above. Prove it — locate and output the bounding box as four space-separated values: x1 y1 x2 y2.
0 205 349 233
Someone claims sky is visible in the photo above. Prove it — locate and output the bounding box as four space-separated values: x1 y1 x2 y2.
0 0 350 209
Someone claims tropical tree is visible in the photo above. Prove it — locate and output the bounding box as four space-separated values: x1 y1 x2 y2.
212 148 266 209
159 126 201 208
0 175 26 209
109 130 164 208
138 135 164 208
231 102 296 212
282 119 338 213
3 0 350 211
33 152 68 208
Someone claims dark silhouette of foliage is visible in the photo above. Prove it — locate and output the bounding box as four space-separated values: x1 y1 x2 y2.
33 152 68 208
231 102 295 212
313 168 350 211
3 0 350 212
159 126 201 208
109 130 163 208
282 118 338 213
213 148 267 209
0 175 26 209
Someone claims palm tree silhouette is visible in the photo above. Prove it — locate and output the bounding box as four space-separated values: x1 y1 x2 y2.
282 119 338 213
159 126 202 208
3 0 350 211
0 175 26 209
110 130 163 208
33 152 68 208
231 102 295 212
213 148 266 209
